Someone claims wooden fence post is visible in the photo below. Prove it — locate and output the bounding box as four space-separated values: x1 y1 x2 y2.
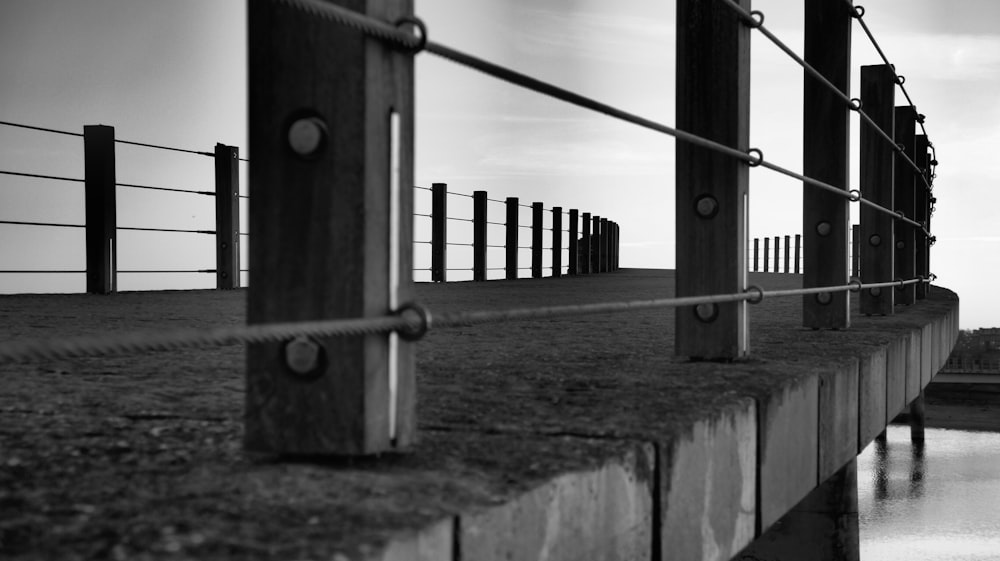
473 190 487 281
894 106 917 305
431 183 447 282
794 234 801 275
506 197 518 280
600 217 609 272
215 144 240 290
245 0 415 455
581 212 592 274
552 206 562 277
568 209 579 274
612 222 619 270
914 135 929 299
753 238 759 272
860 64 896 315
773 236 780 273
532 202 543 278
84 124 117 295
676 0 750 359
803 0 852 327
783 235 790 273
764 237 770 272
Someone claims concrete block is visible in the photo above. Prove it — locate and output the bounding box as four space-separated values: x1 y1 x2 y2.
460 444 654 561
818 360 858 481
858 347 887 451
905 329 921 403
920 324 932 388
661 399 756 560
367 519 453 561
885 337 907 421
758 375 818 534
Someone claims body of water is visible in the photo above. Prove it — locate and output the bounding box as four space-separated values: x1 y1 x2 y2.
859 425 1000 560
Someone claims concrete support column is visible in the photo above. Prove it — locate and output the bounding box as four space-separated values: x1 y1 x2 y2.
740 459 859 561
910 391 926 443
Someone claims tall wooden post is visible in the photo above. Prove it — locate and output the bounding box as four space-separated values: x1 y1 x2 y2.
676 0 750 359
473 190 487 281
794 234 801 274
803 0 852 327
894 106 917 305
431 183 447 282
773 236 780 273
783 235 790 273
245 0 415 456
568 209 579 274
84 124 117 295
753 238 759 272
552 207 563 277
764 237 770 273
506 197 518 280
581 212 592 274
592 215 602 273
600 217 609 272
860 64 896 315
914 136 930 299
215 143 240 289
531 202 543 279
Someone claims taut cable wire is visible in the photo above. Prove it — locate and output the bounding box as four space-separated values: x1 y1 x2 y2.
0 120 83 138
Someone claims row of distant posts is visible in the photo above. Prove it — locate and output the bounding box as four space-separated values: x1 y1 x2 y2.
428 183 620 282
81 124 240 294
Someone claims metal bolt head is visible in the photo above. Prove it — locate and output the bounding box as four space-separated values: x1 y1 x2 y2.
284 336 324 378
695 196 719 218
816 291 832 305
896 240 906 250
288 117 328 158
694 303 718 323
870 287 882 297
816 222 832 237
869 234 882 247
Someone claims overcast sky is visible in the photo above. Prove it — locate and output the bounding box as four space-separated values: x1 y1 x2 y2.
1 0 998 328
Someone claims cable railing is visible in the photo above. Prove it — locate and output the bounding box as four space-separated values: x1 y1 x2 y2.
0 0 943 462
0 121 621 291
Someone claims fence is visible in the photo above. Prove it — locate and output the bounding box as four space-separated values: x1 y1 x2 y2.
0 122 620 293
750 226 873 277
0 0 941 458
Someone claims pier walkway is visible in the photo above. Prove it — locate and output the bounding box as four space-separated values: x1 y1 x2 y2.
0 269 958 560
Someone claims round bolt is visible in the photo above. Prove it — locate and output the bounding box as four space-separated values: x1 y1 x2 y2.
816 292 833 305
694 196 719 218
869 234 882 247
284 336 324 378
816 222 832 237
288 116 328 158
694 303 718 323
896 240 905 250
870 287 882 297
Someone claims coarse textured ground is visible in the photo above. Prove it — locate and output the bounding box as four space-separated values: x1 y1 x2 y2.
0 269 964 559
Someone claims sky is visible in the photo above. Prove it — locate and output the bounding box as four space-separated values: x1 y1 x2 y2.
1 0 999 329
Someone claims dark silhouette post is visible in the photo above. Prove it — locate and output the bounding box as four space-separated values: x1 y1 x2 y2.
84 124 117 294
431 183 447 282
473 190 487 281
531 202 543 278
506 197 518 280
581 212 591 274
600 217 609 272
764 237 770 272
552 207 562 277
214 143 240 289
245 0 415 456
568 209 579 275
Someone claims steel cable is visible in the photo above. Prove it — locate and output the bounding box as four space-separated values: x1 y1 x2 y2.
0 170 84 183
117 182 214 196
0 120 83 138
115 138 213 157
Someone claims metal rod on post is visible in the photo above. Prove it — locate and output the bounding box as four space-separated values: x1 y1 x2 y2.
894 106 917 305
84 124 117 295
803 0 852 327
473 190 487 281
581 212 592 274
552 206 562 277
215 143 240 289
431 183 447 282
568 209 579 275
914 135 929 299
860 64 896 315
852 224 861 278
245 0 416 456
676 0 750 359
532 202 543 279
506 197 518 280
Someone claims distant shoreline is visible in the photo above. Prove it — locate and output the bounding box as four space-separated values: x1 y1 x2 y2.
893 381 1000 433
